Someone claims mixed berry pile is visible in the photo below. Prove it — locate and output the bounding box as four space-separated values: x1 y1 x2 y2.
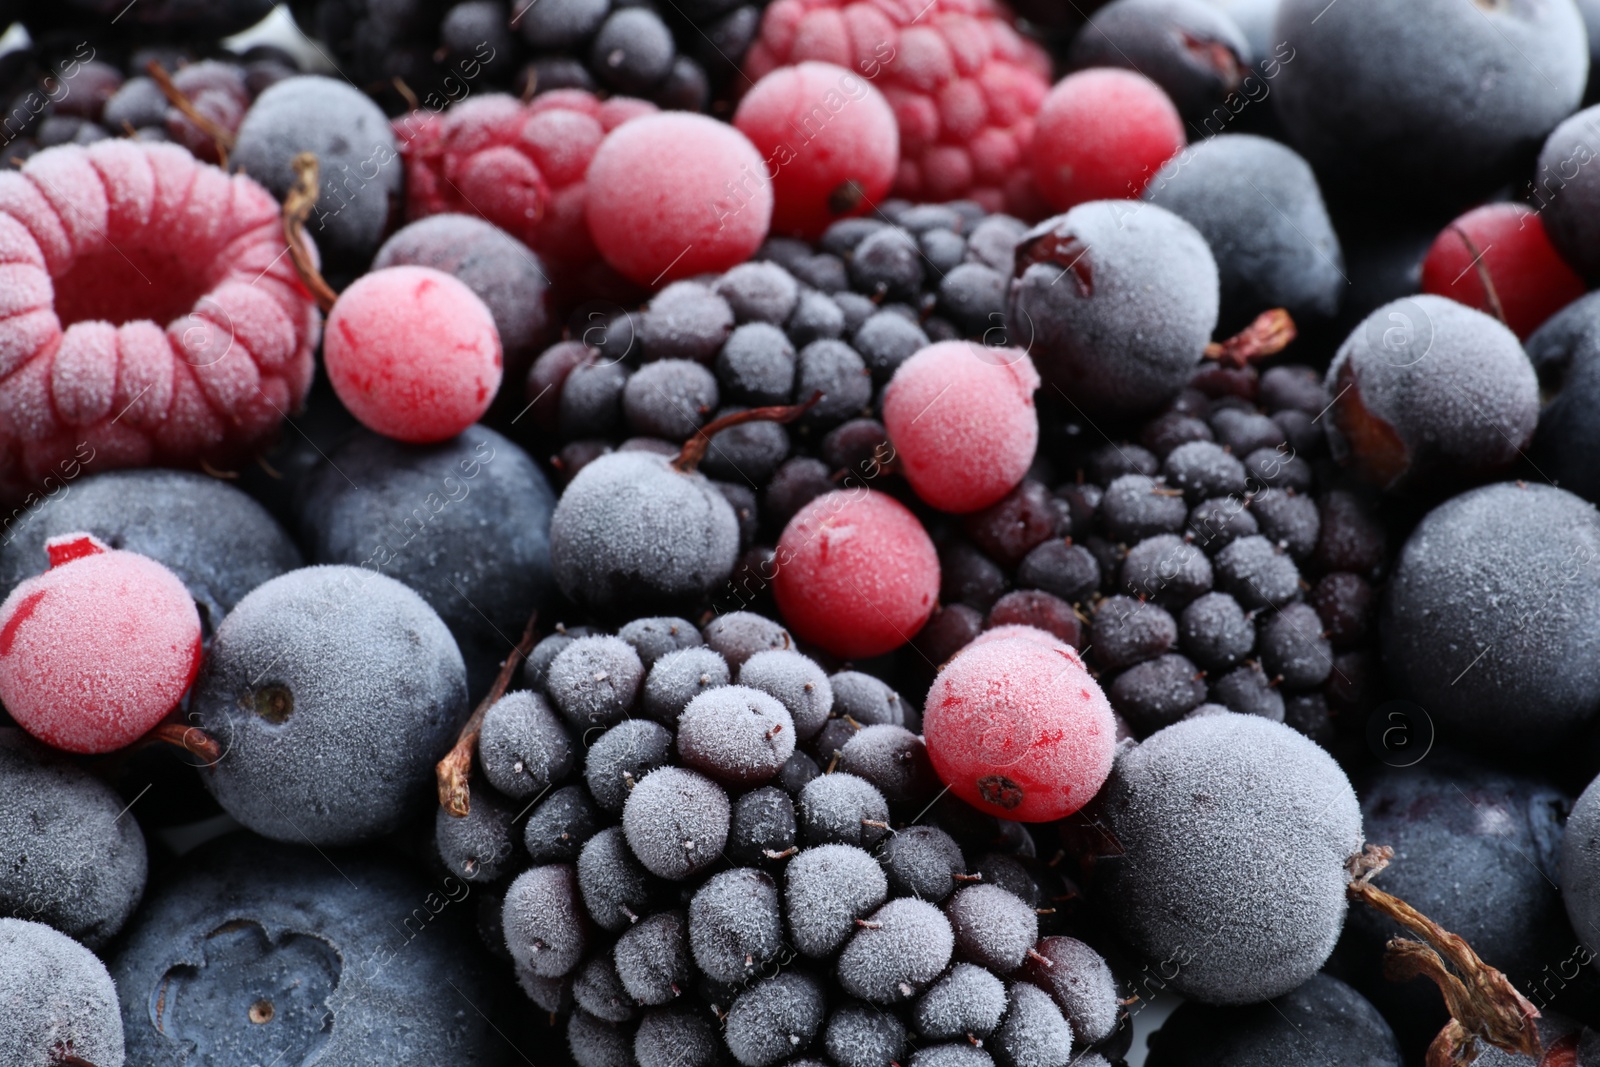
8 2 1600 1067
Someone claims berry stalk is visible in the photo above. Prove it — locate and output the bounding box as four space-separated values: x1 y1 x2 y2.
280 152 340 313
436 609 540 818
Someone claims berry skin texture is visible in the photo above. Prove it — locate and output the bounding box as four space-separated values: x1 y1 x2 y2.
0 534 201 754
586 113 773 286
1420 202 1585 340
323 266 503 443
733 61 899 239
0 142 318 502
1032 69 1184 213
883 342 1041 513
923 635 1115 822
743 0 1053 215
0 917 126 1067
773 489 940 659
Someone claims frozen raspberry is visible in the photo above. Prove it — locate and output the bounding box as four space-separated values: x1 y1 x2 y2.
1420 202 1585 340
922 633 1115 822
773 488 940 659
734 61 900 239
0 533 202 754
882 341 1040 513
587 112 774 287
393 90 658 294
1031 69 1186 212
323 266 503 443
744 0 1054 216
0 141 319 504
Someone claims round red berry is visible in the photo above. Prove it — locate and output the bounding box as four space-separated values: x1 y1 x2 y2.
324 266 503 444
734 61 900 239
882 341 1040 514
923 634 1115 822
1032 69 1186 213
1420 202 1586 340
586 113 774 287
0 533 202 755
773 489 940 659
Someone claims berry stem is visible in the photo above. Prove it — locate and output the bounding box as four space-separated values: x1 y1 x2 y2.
672 393 823 473
280 152 341 313
436 609 540 818
145 721 223 764
144 61 236 162
1203 309 1297 367
1346 844 1542 1066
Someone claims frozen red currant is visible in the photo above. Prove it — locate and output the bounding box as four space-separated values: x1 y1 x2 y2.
922 633 1115 822
1420 202 1585 339
0 533 202 754
1031 68 1185 213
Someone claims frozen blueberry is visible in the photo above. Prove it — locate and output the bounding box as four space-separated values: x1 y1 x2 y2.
299 426 555 692
914 963 1008 1039
838 898 956 1003
726 971 827 1067
112 835 498 1065
1097 715 1362 1004
1101 475 1189 543
1 918 124 1067
574 953 636 1023
0 731 146 949
717 262 802 324
1384 483 1600 749
587 721 675 812
579 827 657 931
739 650 833 741
729 787 797 867
622 767 730 880
1022 936 1121 1046
1011 201 1219 416
614 910 692 1005
526 785 606 863
826 1002 907 1067
642 647 732 725
505 864 589 977
192 567 467 845
785 844 889 957
992 982 1073 1067
436 791 517 882
1145 135 1344 332
1069 0 1251 122
623 360 720 441
547 636 646 730
478 690 575 800
946 885 1038 974
0 469 299 637
1121 534 1214 606
1111 653 1208 733
1178 592 1255 671
640 281 736 363
1215 535 1301 610
799 773 891 849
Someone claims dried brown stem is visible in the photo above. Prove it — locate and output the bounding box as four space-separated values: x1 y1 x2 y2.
144 61 236 162
1204 308 1297 367
280 153 340 313
57 1056 101 1067
437 609 540 817
1347 844 1542 1067
145 722 222 764
673 393 823 473
1450 225 1508 328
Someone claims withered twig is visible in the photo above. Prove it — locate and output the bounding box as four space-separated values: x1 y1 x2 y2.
280 152 340 313
1204 308 1297 367
436 609 540 817
144 61 236 163
674 392 822 473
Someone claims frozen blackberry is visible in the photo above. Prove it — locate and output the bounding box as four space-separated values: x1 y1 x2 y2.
623 360 720 441
705 612 793 668
642 647 732 725
436 791 517 882
570 1010 635 1067
799 773 892 849
614 909 692 1006
1178 592 1255 671
726 971 828 1067
1017 540 1101 604
623 766 730 880
826 1002 907 1067
1214 535 1302 610
546 636 646 730
635 1009 720 1067
992 982 1073 1067
878 824 968 902
1120 534 1214 605
579 827 657 931
1109 653 1208 733
854 311 931 382
1162 441 1248 504
1022 936 1121 1047
1209 663 1285 721
1257 603 1333 691
785 844 889 958
914 963 1008 1039
837 898 956 1003
479 691 576 800
946 885 1038 974
686 867 784 984
0 918 124 1067
729 786 797 866
839 725 936 806
587 720 675 812
504 864 588 978
574 953 636 1023
1097 715 1362 1004
1101 475 1189 543
738 650 833 741
676 685 795 786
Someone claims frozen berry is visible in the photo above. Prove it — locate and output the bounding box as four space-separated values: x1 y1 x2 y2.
725 971 827 1067
436 791 517 883
1022 936 1121 1047
729 786 798 867
798 772 890 849
923 635 1116 822
879 824 967 902
587 112 772 286
774 489 940 659
914 963 1008 1040
677 685 796 786
785 843 888 957
734 62 899 239
837 897 955 1003
1092 596 1177 672
946 884 1037 974
615 909 692 1005
323 266 503 443
504 864 589 978
526 785 606 864
546 635 645 730
622 766 731 880
826 1002 907 1067
0 534 201 754
0 918 124 1067
739 649 832 740
1421 202 1585 340
1068 0 1250 123
1032 69 1184 212
578 827 657 931
642 647 731 725
586 720 674 813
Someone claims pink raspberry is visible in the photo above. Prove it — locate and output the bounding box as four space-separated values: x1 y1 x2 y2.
393 90 658 296
743 0 1054 217
0 141 320 505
